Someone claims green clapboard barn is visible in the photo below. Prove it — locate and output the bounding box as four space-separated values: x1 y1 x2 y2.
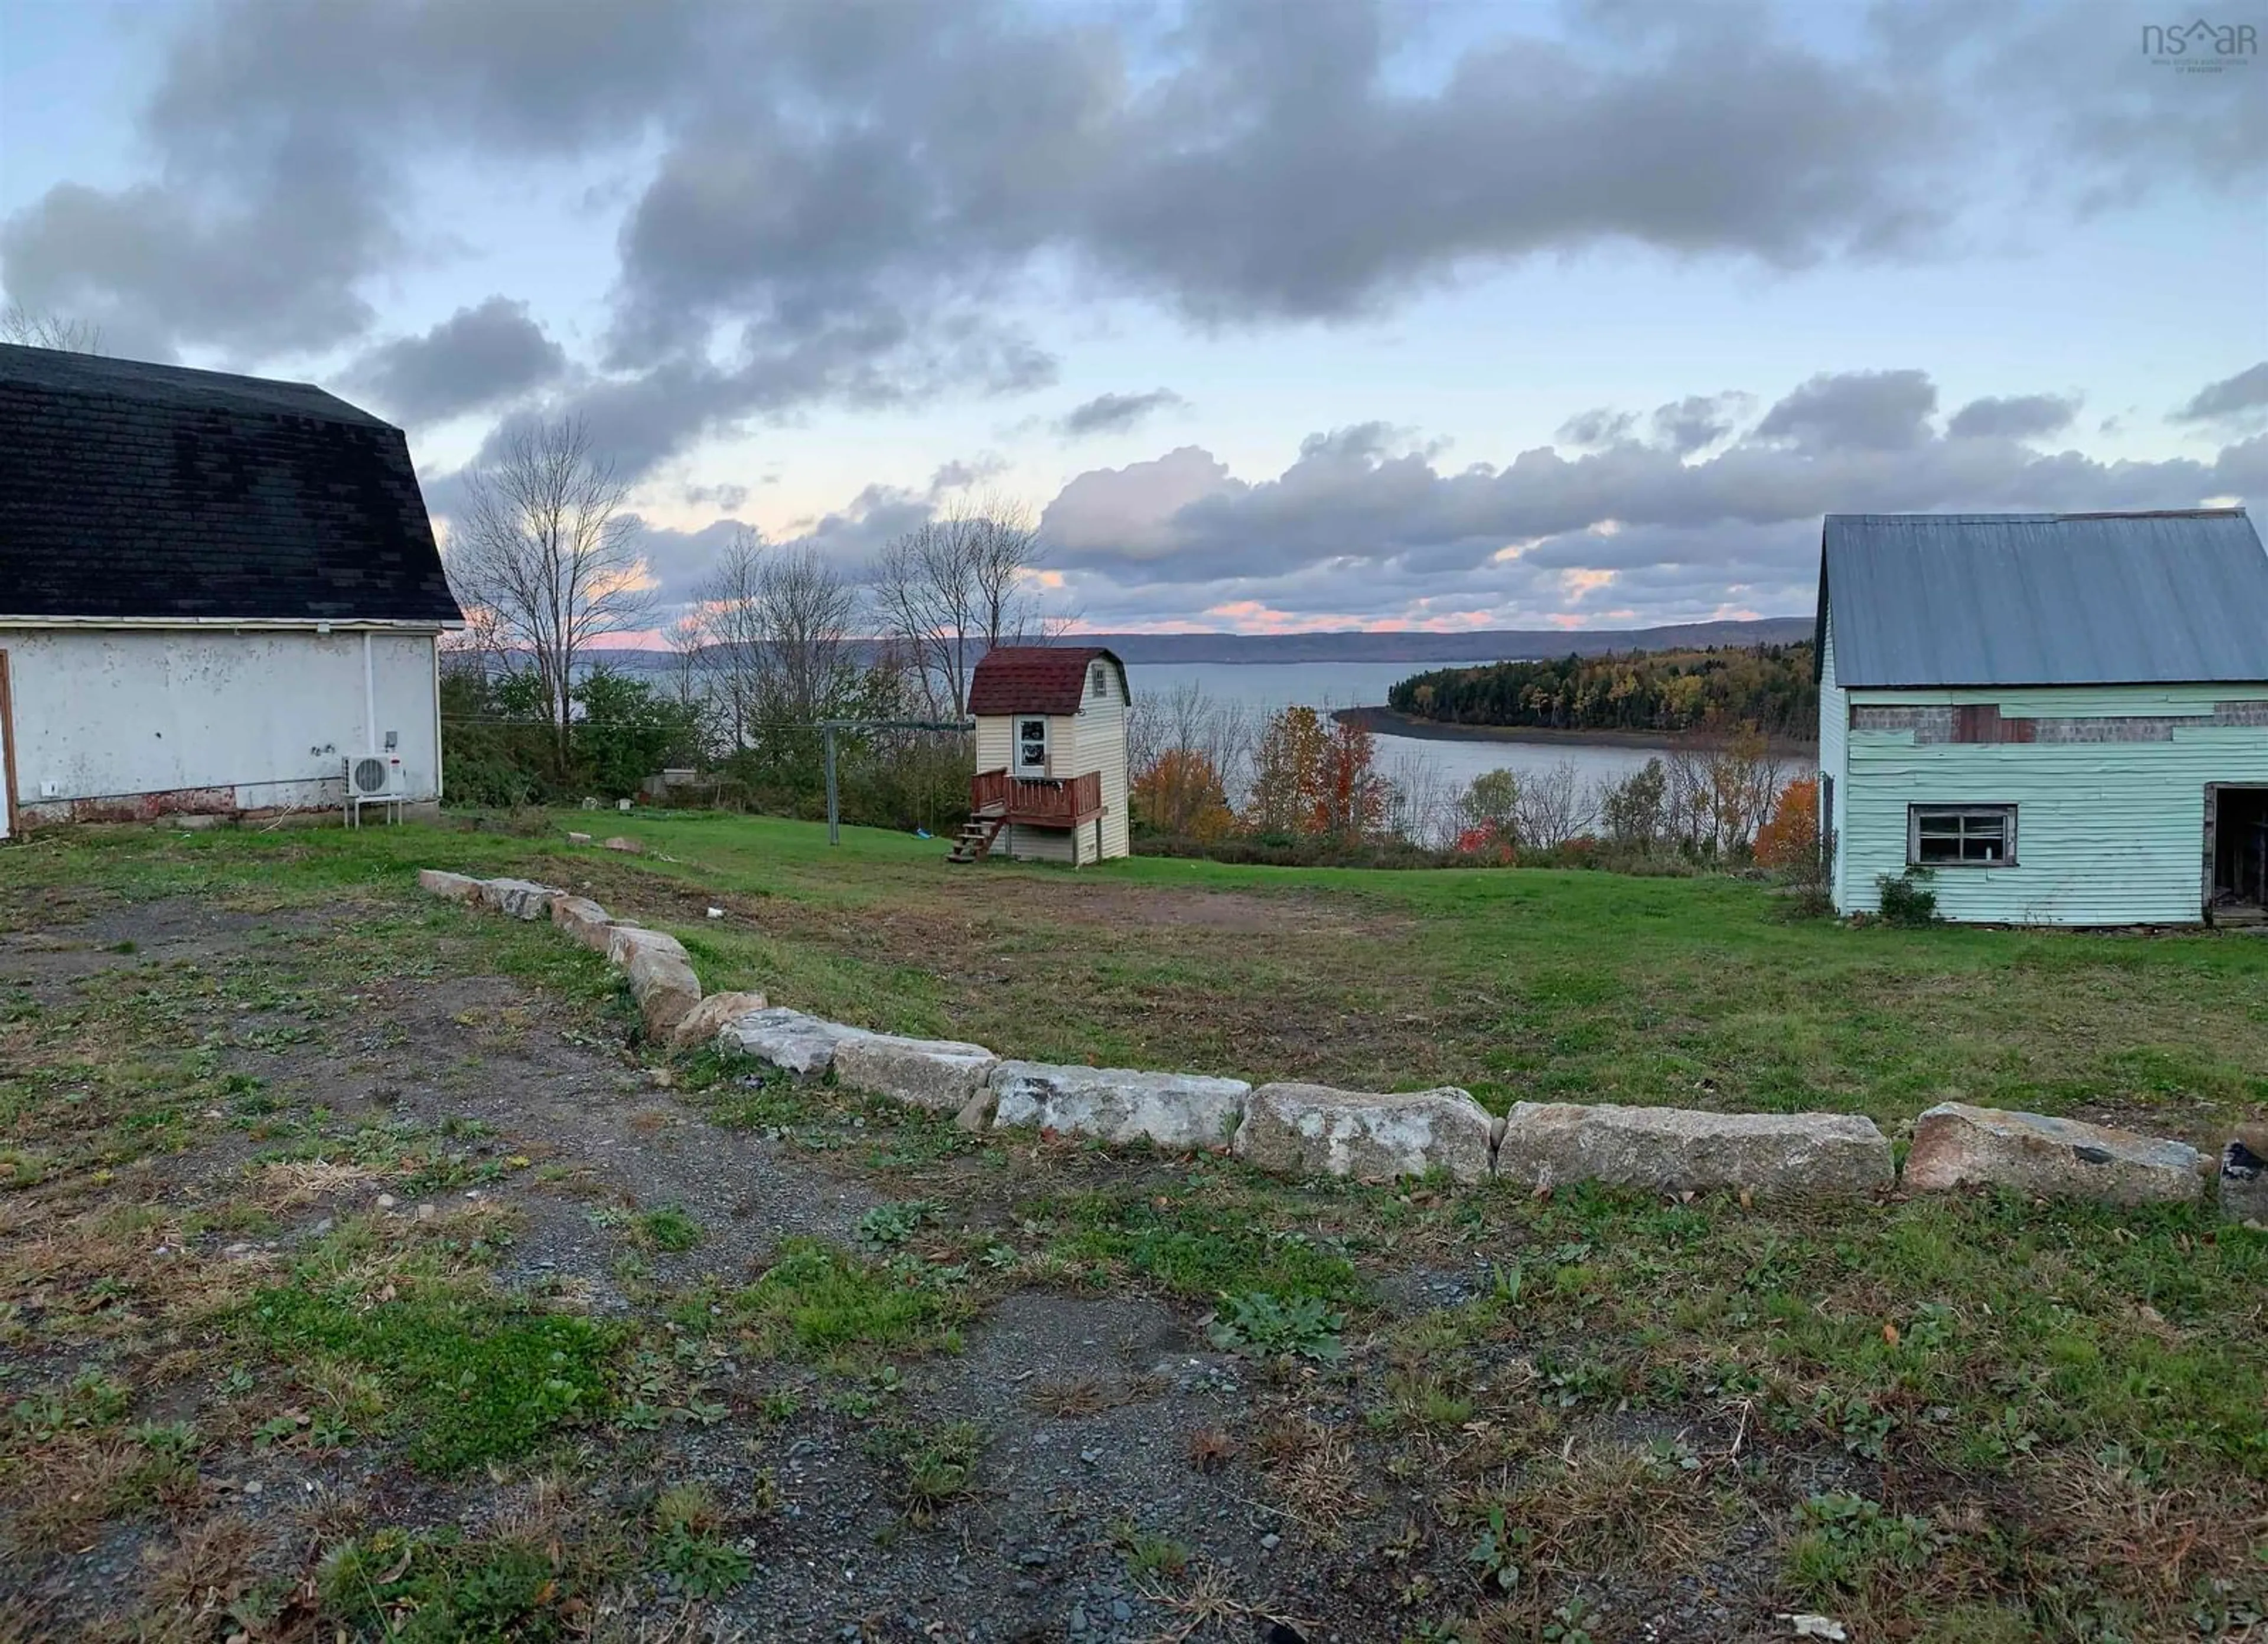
1816 510 2268 926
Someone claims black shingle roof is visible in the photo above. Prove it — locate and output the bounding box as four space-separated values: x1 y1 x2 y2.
0 344 462 624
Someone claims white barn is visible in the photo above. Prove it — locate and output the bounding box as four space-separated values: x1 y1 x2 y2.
951 646 1132 865
0 345 462 839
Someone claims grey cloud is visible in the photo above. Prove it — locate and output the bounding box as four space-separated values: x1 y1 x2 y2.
1058 389 1187 438
621 516 752 609
470 309 1053 480
1 0 719 358
1562 396 1746 458
928 454 1010 495
1946 392 2079 442
14 0 2254 474
347 296 566 424
1753 369 1937 452
1650 393 1747 456
683 481 751 510
1034 368 2256 600
1556 408 1637 448
2172 362 2268 425
0 155 386 357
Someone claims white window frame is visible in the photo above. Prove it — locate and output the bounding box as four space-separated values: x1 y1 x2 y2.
1908 804 2016 867
1089 661 1109 702
1014 717 1050 777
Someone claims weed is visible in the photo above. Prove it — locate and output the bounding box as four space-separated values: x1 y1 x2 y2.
1542 1596 1599 1643
1467 1502 1530 1592
638 1205 702 1252
872 1420 983 1523
1782 1492 1943 1599
317 1526 591 1642
246 1277 613 1472
725 1239 969 1362
1206 1290 1346 1361
1035 1184 1366 1304
1114 1523 1192 1579
1187 1426 1241 1472
856 1200 930 1248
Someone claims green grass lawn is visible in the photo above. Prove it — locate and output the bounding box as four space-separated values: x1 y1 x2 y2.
13 808 2264 1139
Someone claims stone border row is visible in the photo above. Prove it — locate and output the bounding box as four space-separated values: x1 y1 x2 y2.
419 870 2264 1221
417 870 767 1050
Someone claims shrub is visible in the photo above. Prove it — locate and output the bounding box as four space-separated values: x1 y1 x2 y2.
1875 867 1940 927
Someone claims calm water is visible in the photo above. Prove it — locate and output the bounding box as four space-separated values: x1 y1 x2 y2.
1121 658 1669 799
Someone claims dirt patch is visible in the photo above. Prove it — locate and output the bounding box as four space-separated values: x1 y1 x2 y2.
1034 880 1403 938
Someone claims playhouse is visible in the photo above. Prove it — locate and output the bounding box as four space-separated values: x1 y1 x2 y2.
952 645 1132 865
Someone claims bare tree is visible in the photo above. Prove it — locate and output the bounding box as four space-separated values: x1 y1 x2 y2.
1 307 102 353
662 611 710 741
690 530 861 747
870 492 1058 717
872 523 975 719
690 530 768 749
1384 750 1458 847
436 598 508 680
1128 679 1256 804
445 417 650 766
1512 758 1598 848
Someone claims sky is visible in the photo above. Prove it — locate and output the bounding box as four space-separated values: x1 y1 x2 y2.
2 0 2264 638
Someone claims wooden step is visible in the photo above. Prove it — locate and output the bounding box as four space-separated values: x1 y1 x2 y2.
946 814 1006 865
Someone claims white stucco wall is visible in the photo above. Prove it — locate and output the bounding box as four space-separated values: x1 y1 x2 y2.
0 627 441 822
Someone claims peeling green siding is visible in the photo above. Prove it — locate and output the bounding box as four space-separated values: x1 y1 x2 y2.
1839 683 2268 924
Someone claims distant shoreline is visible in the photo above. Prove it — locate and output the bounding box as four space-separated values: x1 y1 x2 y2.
1335 704 1819 755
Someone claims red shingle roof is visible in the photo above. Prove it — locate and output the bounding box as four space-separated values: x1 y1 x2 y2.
967 645 1122 715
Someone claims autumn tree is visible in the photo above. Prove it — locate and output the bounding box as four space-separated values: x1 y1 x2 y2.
1243 706 1329 835
1457 769 1521 841
1600 758 1669 851
1132 749 1234 839
1128 680 1254 805
1513 758 1598 849
1753 775 1820 869
1314 718 1389 839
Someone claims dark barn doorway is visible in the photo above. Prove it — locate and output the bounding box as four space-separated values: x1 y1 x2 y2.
2208 785 2268 924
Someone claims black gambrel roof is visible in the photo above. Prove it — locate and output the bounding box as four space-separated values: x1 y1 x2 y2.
0 345 462 624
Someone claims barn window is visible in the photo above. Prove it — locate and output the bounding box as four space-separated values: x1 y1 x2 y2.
1908 805 2016 866
1090 661 1108 700
1016 717 1048 775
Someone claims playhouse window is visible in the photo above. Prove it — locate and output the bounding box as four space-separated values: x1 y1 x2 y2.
1909 805 2015 866
1016 718 1048 774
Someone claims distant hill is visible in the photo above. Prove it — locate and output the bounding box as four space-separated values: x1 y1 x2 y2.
1068 618 1810 664
588 616 1811 672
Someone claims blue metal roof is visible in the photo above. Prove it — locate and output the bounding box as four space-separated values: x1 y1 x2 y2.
1817 510 2268 688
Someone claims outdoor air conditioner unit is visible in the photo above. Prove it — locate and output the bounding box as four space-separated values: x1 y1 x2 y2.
345 753 404 798
343 752 406 827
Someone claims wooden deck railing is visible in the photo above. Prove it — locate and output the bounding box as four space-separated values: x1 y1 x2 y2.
972 768 1103 827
